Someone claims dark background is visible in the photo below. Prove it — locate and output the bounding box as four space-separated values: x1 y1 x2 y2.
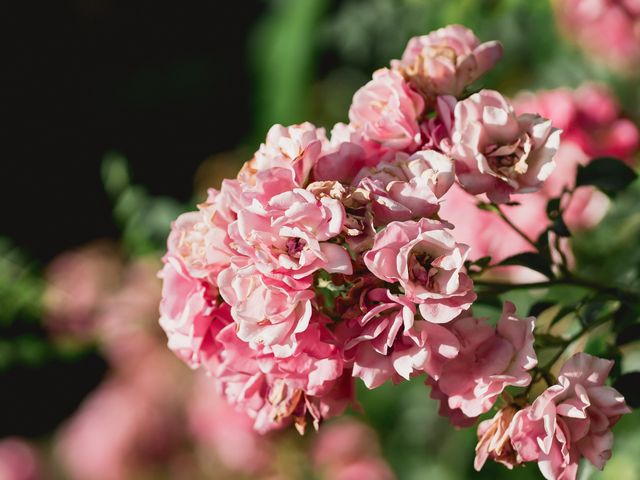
2 1 266 263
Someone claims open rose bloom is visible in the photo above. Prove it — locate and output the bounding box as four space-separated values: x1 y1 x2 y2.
157 23 632 479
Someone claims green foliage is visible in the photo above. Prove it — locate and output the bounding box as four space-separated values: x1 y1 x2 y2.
576 157 639 197
102 152 186 256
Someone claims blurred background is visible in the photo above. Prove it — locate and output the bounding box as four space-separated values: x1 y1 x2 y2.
2 0 640 478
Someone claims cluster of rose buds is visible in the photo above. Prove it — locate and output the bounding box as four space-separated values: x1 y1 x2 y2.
159 25 630 479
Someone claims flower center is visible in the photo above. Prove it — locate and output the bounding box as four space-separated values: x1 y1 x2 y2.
410 252 437 286
286 237 306 258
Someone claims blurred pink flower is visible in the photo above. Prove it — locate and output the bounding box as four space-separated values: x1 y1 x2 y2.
510 353 631 480
43 242 122 338
430 302 537 423
364 218 475 323
0 438 44 480
312 419 395 480
188 372 271 474
554 0 640 74
449 89 560 203
349 68 424 152
56 351 186 480
392 24 503 100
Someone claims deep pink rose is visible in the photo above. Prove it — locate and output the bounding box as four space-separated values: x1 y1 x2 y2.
159 255 230 368
450 89 561 203
213 318 346 434
392 24 503 99
338 288 459 388
218 264 315 356
509 353 631 480
430 302 537 422
349 68 424 152
364 218 476 323
228 186 352 289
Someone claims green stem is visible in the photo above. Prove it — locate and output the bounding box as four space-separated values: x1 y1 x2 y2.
493 204 538 249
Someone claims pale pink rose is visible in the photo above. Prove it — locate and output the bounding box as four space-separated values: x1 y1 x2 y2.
312 123 390 184
240 122 327 186
188 372 271 474
349 68 424 152
422 95 457 152
364 218 476 323
353 150 454 225
0 438 44 480
430 302 537 421
228 186 352 289
218 264 314 356
159 255 230 368
392 24 503 100
338 288 459 388
312 419 395 480
510 353 631 480
474 405 521 471
213 318 346 434
554 0 640 74
166 201 233 286
43 242 122 338
450 89 561 203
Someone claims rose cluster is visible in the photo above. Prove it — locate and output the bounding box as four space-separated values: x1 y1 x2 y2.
159 25 629 479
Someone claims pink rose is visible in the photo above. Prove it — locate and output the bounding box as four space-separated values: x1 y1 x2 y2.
228 186 352 289
430 302 537 422
338 288 459 388
450 89 561 203
159 255 230 368
166 199 233 286
364 218 476 323
392 24 503 99
213 318 346 434
239 122 327 186
218 264 315 356
353 150 455 225
510 353 631 480
349 68 424 152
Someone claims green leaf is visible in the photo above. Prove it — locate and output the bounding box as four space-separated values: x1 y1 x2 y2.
576 157 638 197
550 304 578 327
613 372 640 408
498 252 554 279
